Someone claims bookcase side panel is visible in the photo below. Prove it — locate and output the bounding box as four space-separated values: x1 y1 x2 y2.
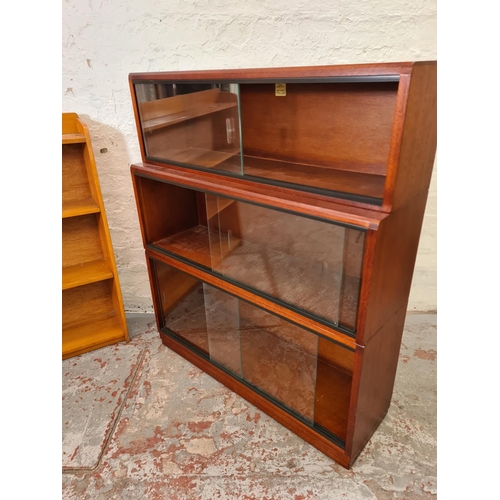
386 62 437 211
347 306 407 461
360 191 428 345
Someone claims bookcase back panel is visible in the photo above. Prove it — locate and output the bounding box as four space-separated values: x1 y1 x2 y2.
240 82 398 175
62 214 104 268
62 143 92 204
62 280 115 330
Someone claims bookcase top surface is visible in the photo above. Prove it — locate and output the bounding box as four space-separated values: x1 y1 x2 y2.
129 61 436 82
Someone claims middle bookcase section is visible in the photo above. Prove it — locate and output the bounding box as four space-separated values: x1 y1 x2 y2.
134 175 366 332
151 259 355 441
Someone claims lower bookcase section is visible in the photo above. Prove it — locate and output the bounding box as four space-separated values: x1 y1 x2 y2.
149 257 355 448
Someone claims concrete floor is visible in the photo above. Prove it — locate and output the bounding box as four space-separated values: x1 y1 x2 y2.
62 313 437 499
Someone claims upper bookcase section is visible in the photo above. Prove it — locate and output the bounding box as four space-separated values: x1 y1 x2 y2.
129 62 436 212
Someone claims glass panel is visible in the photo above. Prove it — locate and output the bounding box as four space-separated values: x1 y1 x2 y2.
205 193 241 272
204 284 242 377
135 82 243 174
151 259 319 424
208 197 347 326
239 302 318 423
155 260 209 354
339 229 366 330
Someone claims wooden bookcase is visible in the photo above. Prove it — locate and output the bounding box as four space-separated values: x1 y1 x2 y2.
128 62 437 468
62 113 129 359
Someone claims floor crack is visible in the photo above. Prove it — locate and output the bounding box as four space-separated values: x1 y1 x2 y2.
62 347 148 475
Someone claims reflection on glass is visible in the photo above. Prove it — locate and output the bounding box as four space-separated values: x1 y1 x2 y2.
239 302 318 422
207 195 348 326
204 284 242 377
156 261 209 354
135 82 242 174
339 229 365 330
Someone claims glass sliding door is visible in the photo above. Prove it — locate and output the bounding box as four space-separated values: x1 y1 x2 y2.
151 260 318 423
207 195 360 327
134 82 243 174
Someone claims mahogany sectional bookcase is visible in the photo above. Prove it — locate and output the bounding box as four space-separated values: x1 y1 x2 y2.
128 62 437 468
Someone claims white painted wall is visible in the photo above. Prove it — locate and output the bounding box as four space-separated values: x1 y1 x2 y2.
62 0 437 313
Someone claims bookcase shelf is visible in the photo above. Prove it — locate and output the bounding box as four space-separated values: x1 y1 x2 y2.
62 112 129 359
242 155 387 201
62 259 114 290
160 147 240 170
62 199 100 218
62 132 86 144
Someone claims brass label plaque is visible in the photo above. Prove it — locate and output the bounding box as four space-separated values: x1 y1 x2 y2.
275 83 286 96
